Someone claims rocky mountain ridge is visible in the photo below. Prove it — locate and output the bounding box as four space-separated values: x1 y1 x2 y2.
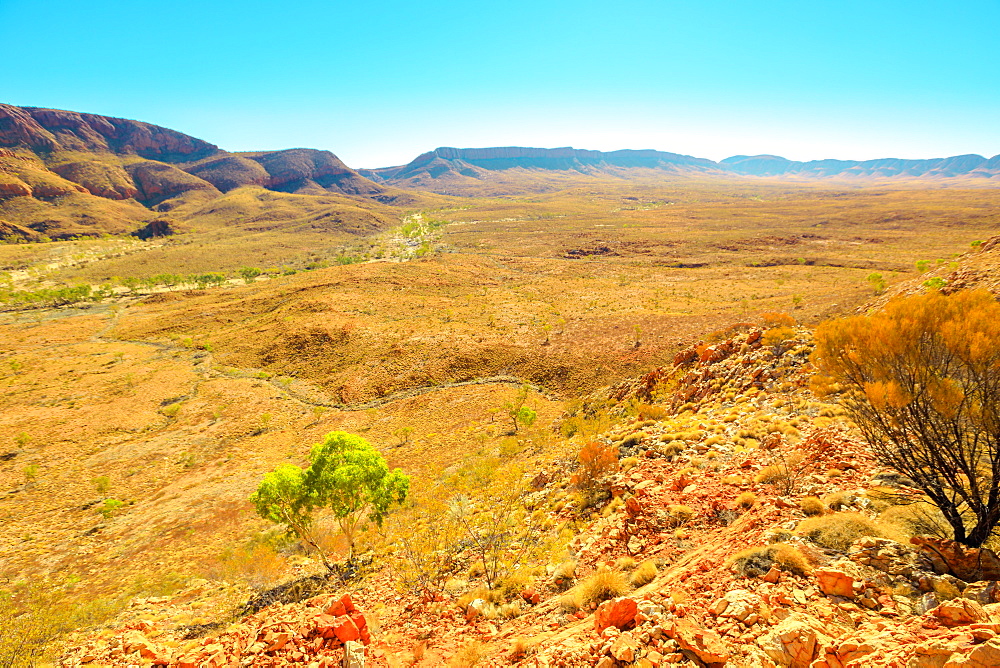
0 104 401 239
361 146 1000 194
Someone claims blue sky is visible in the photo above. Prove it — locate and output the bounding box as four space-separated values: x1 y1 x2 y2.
2 0 997 168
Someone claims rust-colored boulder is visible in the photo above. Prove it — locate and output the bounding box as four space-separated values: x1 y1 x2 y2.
667 621 729 666
332 615 361 642
595 597 638 633
912 537 1000 582
815 568 858 598
930 598 988 627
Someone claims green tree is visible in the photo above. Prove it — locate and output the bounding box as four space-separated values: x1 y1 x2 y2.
250 431 409 566
503 385 537 434
239 267 262 283
813 289 1000 547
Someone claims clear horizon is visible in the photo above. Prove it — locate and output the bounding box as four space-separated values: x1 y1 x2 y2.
2 0 997 169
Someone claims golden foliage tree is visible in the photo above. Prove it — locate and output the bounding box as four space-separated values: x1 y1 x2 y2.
813 288 1000 546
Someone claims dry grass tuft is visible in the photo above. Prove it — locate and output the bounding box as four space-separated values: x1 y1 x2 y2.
614 556 637 571
629 560 658 587
576 567 631 607
736 492 757 509
798 512 898 551
728 543 812 578
799 497 826 516
450 640 485 667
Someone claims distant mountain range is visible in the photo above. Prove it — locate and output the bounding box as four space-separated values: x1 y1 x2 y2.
360 146 1000 194
1 102 998 238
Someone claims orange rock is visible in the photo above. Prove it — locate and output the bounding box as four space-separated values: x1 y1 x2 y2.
325 599 348 617
930 599 987 627
815 568 857 598
595 597 638 633
332 615 361 642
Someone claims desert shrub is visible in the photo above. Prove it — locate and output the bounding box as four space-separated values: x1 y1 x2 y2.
667 505 696 526
798 512 896 551
510 637 537 661
619 456 639 472
629 560 658 587
728 543 812 578
799 497 825 516
614 556 636 570
823 491 852 511
761 312 796 328
813 288 1000 547
390 494 464 600
763 326 796 347
736 492 757 509
450 640 485 667
573 440 619 490
92 475 111 494
551 559 576 589
659 441 685 457
215 542 286 591
558 591 581 613
879 502 951 539
637 403 668 421
576 567 631 606
754 465 788 485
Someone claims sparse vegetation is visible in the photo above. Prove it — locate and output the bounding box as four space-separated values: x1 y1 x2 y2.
797 512 895 551
814 289 1000 547
728 543 812 578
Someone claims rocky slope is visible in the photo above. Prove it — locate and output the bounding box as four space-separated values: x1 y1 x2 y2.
51 238 1000 667
0 104 407 238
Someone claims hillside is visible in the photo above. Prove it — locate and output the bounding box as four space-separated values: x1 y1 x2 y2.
362 146 1000 195
0 104 423 240
24 235 1000 667
0 157 998 665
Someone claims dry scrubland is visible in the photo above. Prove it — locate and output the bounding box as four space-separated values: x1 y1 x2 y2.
0 179 998 664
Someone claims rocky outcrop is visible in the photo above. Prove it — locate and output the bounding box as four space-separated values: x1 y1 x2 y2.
246 148 387 197
0 103 220 162
126 161 220 206
184 155 269 192
0 218 45 241
51 160 139 200
912 537 1000 582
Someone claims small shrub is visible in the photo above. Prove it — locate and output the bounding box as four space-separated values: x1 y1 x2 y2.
637 404 668 421
736 492 757 509
552 559 576 588
576 567 631 606
620 456 639 472
23 464 39 484
450 640 485 667
659 441 685 457
799 497 825 516
92 476 111 495
667 505 696 526
879 503 951 539
574 440 619 490
558 591 581 613
823 491 852 511
754 464 788 485
629 560 658 587
798 512 896 551
99 499 124 519
614 556 637 571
